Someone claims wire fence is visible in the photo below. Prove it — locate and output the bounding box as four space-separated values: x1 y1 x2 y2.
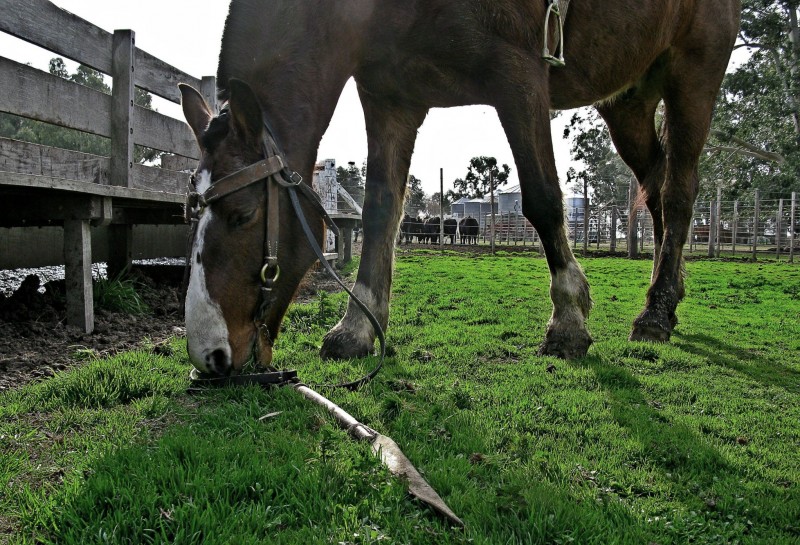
437 189 799 261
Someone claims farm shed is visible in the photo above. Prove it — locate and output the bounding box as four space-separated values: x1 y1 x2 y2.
451 197 497 219
498 184 522 214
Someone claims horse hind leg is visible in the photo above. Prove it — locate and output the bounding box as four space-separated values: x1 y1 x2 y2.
596 87 675 337
626 49 730 342
320 96 427 359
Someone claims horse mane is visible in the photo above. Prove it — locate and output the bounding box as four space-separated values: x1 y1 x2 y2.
200 111 230 153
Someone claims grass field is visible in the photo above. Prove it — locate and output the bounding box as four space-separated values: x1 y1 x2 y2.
1 255 798 544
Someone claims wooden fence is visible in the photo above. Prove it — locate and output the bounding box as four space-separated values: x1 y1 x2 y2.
0 0 213 332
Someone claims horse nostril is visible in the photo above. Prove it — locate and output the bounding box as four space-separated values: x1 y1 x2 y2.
205 349 230 374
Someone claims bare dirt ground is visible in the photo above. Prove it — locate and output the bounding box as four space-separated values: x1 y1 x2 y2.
0 240 548 391
0 265 185 392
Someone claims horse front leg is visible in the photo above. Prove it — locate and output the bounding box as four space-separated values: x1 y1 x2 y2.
320 98 427 359
495 72 592 359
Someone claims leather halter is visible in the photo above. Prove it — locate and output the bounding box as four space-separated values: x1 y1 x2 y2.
184 109 385 390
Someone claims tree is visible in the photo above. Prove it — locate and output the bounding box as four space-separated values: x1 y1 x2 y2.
563 109 631 206
336 161 365 207
0 57 159 163
424 191 452 216
449 156 511 200
700 0 800 201
404 174 426 214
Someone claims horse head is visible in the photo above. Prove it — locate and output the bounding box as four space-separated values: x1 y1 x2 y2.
179 80 323 375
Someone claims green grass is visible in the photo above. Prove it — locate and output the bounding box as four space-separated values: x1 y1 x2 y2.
1 255 798 544
93 274 149 314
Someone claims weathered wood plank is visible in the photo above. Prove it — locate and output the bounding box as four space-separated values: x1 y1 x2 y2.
0 137 107 182
132 164 188 194
162 154 198 172
0 138 188 194
0 171 185 203
0 0 204 103
63 218 94 333
1 0 113 78
136 49 204 104
0 193 111 227
0 57 199 157
134 105 199 158
111 30 136 187
0 56 111 137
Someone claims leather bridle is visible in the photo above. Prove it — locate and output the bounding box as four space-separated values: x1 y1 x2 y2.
184 108 384 390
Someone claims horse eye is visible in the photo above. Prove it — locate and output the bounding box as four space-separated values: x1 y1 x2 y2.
228 209 257 229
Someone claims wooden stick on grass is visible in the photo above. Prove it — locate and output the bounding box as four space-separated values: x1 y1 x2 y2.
293 382 464 528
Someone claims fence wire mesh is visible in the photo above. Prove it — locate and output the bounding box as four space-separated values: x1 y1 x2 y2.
419 191 798 261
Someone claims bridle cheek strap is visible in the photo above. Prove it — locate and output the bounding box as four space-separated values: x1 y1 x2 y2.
183 117 381 389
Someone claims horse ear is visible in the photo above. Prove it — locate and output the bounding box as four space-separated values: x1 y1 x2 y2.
179 84 213 146
228 79 265 145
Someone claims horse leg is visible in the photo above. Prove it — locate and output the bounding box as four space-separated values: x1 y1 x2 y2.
627 51 727 342
320 98 427 359
596 88 673 327
496 77 592 359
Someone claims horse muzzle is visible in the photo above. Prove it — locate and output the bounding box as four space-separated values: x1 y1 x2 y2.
189 342 234 376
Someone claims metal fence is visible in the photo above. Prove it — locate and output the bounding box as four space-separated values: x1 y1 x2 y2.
471 190 799 261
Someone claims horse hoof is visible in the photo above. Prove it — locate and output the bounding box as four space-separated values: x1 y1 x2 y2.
320 327 373 360
538 329 592 360
629 318 671 343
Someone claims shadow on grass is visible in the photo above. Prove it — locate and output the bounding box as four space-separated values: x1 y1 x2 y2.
675 332 800 394
571 354 799 542
578 355 729 481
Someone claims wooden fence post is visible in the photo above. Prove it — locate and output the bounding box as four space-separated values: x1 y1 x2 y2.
628 177 639 258
583 179 589 255
732 200 739 255
111 29 135 188
489 172 496 255
715 187 722 257
200 75 218 112
64 219 93 333
110 29 135 278
610 205 617 252
708 199 716 258
777 198 784 260
790 192 796 263
752 189 760 261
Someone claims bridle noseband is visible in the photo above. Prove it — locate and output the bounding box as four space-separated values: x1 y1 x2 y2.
184 108 384 390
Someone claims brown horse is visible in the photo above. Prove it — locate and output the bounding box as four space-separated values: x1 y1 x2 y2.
180 0 740 374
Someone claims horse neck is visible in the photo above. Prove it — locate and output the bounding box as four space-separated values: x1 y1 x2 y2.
218 1 366 177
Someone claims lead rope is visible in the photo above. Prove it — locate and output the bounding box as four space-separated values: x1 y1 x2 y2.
285 185 385 391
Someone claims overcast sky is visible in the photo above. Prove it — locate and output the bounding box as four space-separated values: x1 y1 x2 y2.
2 1 746 196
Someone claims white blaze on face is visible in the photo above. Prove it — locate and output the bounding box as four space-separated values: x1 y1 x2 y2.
186 170 232 372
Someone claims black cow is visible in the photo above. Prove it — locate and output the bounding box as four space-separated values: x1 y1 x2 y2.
444 218 458 244
459 216 479 245
423 217 441 244
399 214 414 244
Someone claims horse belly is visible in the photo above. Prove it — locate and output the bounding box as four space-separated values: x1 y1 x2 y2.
548 0 697 109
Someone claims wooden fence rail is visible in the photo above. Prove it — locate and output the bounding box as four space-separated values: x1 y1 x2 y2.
0 0 212 332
